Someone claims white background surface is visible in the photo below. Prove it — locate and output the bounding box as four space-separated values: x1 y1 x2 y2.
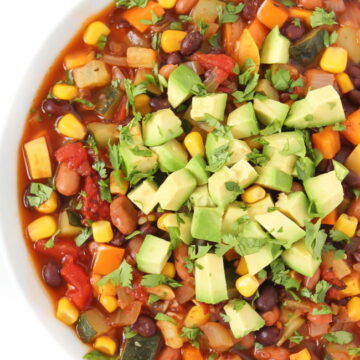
0 1 84 358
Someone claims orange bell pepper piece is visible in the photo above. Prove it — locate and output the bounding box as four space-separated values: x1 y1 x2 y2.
312 126 341 160
182 345 203 360
322 209 338 225
342 109 360 145
247 18 270 49
93 245 125 275
257 0 289 29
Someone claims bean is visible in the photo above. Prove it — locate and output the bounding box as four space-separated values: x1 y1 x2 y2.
126 235 143 260
348 198 360 221
291 182 304 192
281 19 306 41
55 163 80 196
109 231 126 247
167 52 183 65
353 78 360 90
255 284 279 312
157 347 181 360
149 97 170 111
254 346 290 360
110 195 138 235
176 0 198 14
279 93 291 103
159 64 177 79
347 65 360 78
132 315 157 337
334 146 352 164
256 326 281 346
348 89 360 106
261 306 280 327
180 31 203 56
42 262 62 288
42 99 73 116
242 0 261 21
345 171 360 188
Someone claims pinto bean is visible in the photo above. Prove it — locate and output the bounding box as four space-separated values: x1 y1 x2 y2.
176 0 198 14
55 163 80 196
110 195 138 235
254 346 290 360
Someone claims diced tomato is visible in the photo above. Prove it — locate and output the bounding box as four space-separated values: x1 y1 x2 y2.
34 238 80 260
55 142 92 176
213 67 230 85
113 95 128 123
321 267 345 288
307 304 333 325
60 255 93 310
81 175 110 222
126 271 148 303
193 53 236 75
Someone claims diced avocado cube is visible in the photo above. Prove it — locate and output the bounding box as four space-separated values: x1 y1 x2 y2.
276 192 310 227
151 139 188 173
263 131 306 157
227 140 252 166
222 202 248 235
163 213 192 245
185 154 209 185
227 102 259 139
137 235 171 274
255 210 306 249
284 98 313 129
208 166 239 208
253 98 290 127
240 220 268 239
293 157 315 179
189 186 216 207
191 93 228 122
195 253 228 304
244 244 282 275
248 194 274 218
120 143 158 184
256 166 293 192
128 179 158 215
205 133 230 168
261 25 290 64
224 300 265 338
333 159 349 181
231 160 258 188
263 147 297 175
282 239 321 277
191 207 224 243
156 169 197 211
142 109 183 147
303 171 344 217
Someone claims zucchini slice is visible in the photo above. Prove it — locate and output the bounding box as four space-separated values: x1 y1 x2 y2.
119 333 162 360
95 85 122 119
76 308 110 343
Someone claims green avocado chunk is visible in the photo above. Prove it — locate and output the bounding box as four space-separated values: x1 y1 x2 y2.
189 185 216 207
261 25 290 64
248 194 274 218
231 160 258 188
227 102 259 139
128 179 158 215
191 93 228 121
162 213 193 245
256 166 293 192
263 131 306 157
276 192 310 227
185 154 209 185
222 202 248 235
263 147 297 175
253 97 290 127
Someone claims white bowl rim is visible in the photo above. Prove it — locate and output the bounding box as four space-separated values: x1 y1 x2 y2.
0 0 111 358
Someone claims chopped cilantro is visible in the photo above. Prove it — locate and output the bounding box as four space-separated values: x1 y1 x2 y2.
141 274 182 288
300 280 331 303
312 305 332 315
329 229 350 242
124 327 137 339
45 229 60 249
217 2 244 25
75 227 93 247
323 331 353 345
98 179 112 203
148 294 160 304
310 7 337 28
323 31 338 48
247 148 268 166
96 34 108 50
97 260 133 288
154 312 177 324
125 230 142 240
115 0 149 8
92 160 107 179
139 9 163 25
26 182 53 207
181 326 202 348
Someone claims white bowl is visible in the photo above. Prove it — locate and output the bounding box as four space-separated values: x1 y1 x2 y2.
0 0 110 358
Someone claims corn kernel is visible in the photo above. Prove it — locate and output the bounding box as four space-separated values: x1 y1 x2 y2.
158 0 176 9
236 257 248 276
64 51 95 70
183 132 205 158
235 274 259 297
320 47 348 74
57 113 86 140
35 191 58 214
110 170 129 195
334 214 358 238
134 94 151 116
27 215 57 242
290 348 311 360
56 297 79 325
157 213 171 231
340 273 360 297
184 305 210 328
92 221 114 243
161 30 187 53
52 84 78 100
161 262 176 278
242 185 266 204
336 73 354 94
347 297 360 321
83 21 111 46
91 273 118 296
99 295 118 313
94 336 117 356
147 214 156 222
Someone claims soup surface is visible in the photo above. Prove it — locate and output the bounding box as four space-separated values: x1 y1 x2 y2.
18 0 360 359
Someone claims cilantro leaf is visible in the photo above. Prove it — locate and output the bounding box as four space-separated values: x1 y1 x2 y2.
217 2 244 25
310 7 337 28
323 31 338 47
324 331 353 345
348 348 360 356
84 350 117 360
247 148 268 166
123 79 147 114
115 0 149 8
75 227 93 247
97 260 133 288
208 33 221 49
206 143 230 172
292 18 301 27
353 188 360 199
154 312 177 324
139 9 163 25
312 305 332 315
271 69 291 91
196 20 209 35
141 274 182 288
300 280 331 303
289 331 304 344
27 182 53 207
45 229 60 249
96 34 108 50
124 326 137 339
125 230 142 240
304 220 327 260
271 259 301 291
168 226 181 250
181 326 202 348
92 160 107 179
225 181 243 193
148 294 160 304
98 179 112 203
329 229 350 242
130 145 153 157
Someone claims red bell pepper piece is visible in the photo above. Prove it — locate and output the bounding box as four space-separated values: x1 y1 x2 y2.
113 95 128 124
60 255 93 310
192 53 236 76
55 142 93 176
34 239 80 260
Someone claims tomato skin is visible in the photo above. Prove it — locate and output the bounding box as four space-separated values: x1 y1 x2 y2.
34 238 80 260
113 95 128 123
192 53 236 76
307 311 332 325
126 271 148 303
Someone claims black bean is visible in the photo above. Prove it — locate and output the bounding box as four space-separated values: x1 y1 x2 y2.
345 170 360 188
334 146 352 164
132 315 157 337
279 93 291 103
348 89 360 106
347 65 360 78
167 52 182 65
180 31 203 57
352 251 360 262
150 97 170 111
255 284 279 312
42 99 74 116
353 78 360 90
42 262 62 288
281 19 306 41
242 0 261 21
109 232 126 247
255 326 280 346
139 222 158 236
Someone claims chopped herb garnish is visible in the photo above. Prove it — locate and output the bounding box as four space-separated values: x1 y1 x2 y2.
181 326 202 348
323 331 353 344
196 20 209 36
75 227 93 247
26 182 53 207
73 98 94 108
125 230 142 240
92 160 107 179
300 280 331 303
97 260 133 288
45 229 60 249
323 31 338 47
217 2 244 25
329 229 350 242
292 18 301 27
123 79 147 114
312 305 332 315
98 179 112 203
140 10 164 25
310 7 337 28
141 274 182 288
115 0 149 9
247 148 268 166
154 312 177 324
289 331 304 344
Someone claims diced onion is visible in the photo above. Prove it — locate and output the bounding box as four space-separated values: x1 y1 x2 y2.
304 69 335 90
111 301 142 326
204 69 221 92
103 54 128 67
184 61 205 75
200 322 234 352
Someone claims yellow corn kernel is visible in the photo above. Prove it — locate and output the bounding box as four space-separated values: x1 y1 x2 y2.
334 214 358 238
161 30 187 53
157 213 171 231
35 191 58 214
147 214 156 222
235 274 259 297
290 348 311 360
347 297 360 321
158 0 176 8
236 257 248 276
52 84 78 100
56 297 79 325
94 336 117 356
134 94 151 116
27 215 57 242
184 305 210 328
64 51 95 70
184 132 205 158
110 170 129 195
92 221 114 243
90 273 118 296
99 295 118 313
320 47 348 74
241 185 266 204
336 73 354 94
341 273 360 297
161 262 176 278
83 21 111 46
57 113 86 140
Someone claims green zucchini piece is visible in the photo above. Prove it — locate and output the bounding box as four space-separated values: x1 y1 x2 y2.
290 28 326 66
120 333 162 360
76 308 110 343
95 85 122 119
